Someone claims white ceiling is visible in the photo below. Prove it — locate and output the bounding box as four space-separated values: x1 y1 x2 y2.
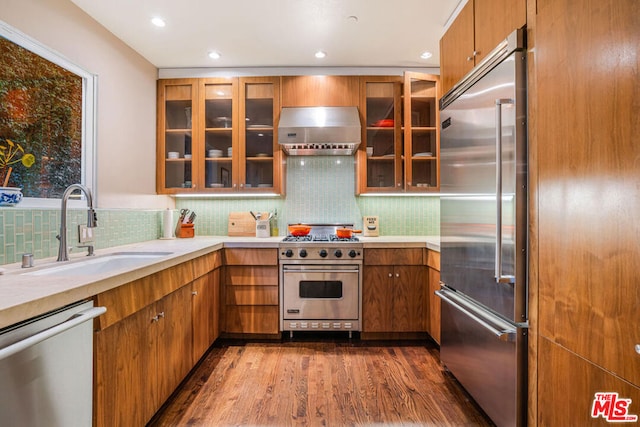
70 0 462 70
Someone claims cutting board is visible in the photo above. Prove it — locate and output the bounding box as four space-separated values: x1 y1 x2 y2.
228 212 270 236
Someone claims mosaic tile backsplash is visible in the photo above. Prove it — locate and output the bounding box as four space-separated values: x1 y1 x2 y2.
176 156 440 237
0 208 162 266
1 156 440 265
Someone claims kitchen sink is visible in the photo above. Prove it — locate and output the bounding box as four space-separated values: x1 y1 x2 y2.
23 252 173 277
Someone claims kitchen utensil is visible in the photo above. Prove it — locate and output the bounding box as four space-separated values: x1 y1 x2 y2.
288 224 312 236
336 228 362 239
249 211 258 220
186 212 196 224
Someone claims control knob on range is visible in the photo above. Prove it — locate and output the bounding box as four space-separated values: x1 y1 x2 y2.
319 249 328 258
285 249 294 258
299 249 308 258
334 249 343 258
348 249 358 258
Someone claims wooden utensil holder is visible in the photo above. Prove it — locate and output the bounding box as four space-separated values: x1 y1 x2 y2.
177 223 194 238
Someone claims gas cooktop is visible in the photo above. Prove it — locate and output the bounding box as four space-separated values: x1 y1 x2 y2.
281 234 359 243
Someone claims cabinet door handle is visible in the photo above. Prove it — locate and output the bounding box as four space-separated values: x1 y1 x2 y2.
151 315 159 322
158 311 165 319
388 273 393 278
395 273 400 278
192 291 198 296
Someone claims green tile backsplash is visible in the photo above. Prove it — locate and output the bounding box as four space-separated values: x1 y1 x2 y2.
176 156 440 237
0 208 162 265
1 157 440 265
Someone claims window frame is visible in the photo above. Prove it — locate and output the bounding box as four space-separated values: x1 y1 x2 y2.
0 19 97 207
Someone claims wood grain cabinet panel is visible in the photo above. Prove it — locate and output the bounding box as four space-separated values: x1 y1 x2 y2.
192 269 221 365
94 305 157 427
426 250 441 343
281 75 360 107
222 248 279 335
157 285 194 406
533 0 640 413
439 0 526 95
363 249 427 333
94 252 223 427
538 338 640 426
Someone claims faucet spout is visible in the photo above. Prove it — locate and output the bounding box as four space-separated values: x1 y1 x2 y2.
57 184 97 262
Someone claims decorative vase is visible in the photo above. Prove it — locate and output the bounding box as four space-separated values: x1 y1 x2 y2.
0 187 23 206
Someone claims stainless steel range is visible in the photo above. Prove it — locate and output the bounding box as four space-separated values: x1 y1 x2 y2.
279 224 363 338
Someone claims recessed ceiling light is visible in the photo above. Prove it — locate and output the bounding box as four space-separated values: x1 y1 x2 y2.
151 17 166 27
315 51 326 59
208 51 221 60
420 51 433 59
347 15 358 23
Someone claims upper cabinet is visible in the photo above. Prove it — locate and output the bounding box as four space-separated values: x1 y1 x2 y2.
439 0 526 95
357 73 440 194
157 77 283 194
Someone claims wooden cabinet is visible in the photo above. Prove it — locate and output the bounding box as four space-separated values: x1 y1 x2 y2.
94 286 193 427
191 251 222 364
281 75 360 107
439 0 526 94
357 73 440 193
157 77 283 194
93 252 222 427
94 304 157 427
222 248 279 335
531 0 640 424
403 72 440 191
426 249 441 344
362 248 426 333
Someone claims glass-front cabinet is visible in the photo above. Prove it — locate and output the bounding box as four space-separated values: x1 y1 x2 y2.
239 77 281 192
202 78 237 192
358 77 403 192
157 79 197 192
357 73 440 194
157 77 282 194
404 72 439 191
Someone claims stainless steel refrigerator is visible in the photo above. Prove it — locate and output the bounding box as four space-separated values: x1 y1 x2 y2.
437 29 528 427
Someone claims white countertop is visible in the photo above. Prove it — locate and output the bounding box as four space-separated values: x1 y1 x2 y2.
0 235 439 329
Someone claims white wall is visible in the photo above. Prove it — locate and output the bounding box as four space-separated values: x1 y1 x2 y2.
2 0 173 209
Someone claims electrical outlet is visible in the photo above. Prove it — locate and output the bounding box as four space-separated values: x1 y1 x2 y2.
78 225 94 243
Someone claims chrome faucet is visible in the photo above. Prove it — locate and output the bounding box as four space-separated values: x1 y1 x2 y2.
56 184 98 262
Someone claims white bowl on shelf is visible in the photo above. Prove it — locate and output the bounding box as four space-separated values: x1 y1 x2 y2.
208 183 224 188
208 149 223 157
167 151 179 159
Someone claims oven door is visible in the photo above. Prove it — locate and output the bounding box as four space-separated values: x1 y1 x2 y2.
282 265 360 320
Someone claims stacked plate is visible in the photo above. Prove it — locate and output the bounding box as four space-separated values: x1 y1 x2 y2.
208 149 223 157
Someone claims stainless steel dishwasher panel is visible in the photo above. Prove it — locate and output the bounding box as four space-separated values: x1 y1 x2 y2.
0 300 106 427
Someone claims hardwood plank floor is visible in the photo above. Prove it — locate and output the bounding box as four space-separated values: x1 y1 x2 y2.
148 337 494 426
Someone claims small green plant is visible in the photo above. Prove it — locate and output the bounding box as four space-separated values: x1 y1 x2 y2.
0 137 36 187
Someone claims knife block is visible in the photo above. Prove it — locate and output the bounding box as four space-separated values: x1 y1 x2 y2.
177 223 194 238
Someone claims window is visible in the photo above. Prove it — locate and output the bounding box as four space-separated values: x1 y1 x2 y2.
0 20 96 202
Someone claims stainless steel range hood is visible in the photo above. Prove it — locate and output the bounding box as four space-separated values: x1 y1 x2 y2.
278 106 361 155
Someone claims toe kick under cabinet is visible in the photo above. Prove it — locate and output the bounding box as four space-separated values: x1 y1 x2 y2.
92 251 221 427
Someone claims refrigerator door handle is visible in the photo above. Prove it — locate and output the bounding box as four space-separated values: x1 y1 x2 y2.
436 288 517 342
495 98 516 284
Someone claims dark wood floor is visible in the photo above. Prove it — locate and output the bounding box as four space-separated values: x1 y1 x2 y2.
148 335 494 426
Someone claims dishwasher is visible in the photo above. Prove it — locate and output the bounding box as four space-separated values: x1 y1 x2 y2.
0 300 106 427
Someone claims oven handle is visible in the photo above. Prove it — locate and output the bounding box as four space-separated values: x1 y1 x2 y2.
282 266 360 273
